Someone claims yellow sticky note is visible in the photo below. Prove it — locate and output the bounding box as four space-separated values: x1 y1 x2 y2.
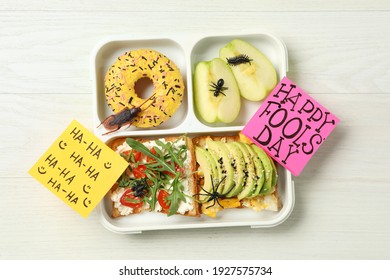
28 120 128 218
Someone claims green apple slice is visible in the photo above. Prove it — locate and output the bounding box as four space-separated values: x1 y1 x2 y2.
193 57 241 123
219 39 277 101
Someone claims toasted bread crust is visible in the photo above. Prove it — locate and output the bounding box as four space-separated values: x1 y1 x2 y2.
184 136 200 216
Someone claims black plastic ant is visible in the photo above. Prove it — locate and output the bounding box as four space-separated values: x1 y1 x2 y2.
210 79 228 97
99 94 156 135
196 175 234 209
132 178 149 198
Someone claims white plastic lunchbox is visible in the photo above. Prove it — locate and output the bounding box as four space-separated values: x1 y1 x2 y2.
90 32 295 234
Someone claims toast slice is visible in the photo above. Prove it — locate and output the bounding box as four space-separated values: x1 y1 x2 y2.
192 133 282 218
108 135 200 218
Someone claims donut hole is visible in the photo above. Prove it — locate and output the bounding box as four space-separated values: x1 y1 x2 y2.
134 77 154 100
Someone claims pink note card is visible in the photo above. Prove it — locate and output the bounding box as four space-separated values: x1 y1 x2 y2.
242 77 340 176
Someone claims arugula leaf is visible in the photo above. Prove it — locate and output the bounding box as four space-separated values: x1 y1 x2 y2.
143 173 159 211
125 137 190 216
118 177 131 187
155 139 186 168
126 138 176 174
165 175 186 216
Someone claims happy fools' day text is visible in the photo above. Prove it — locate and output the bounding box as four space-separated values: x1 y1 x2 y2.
243 77 339 176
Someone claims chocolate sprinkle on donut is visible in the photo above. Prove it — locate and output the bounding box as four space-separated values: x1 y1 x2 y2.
104 49 185 128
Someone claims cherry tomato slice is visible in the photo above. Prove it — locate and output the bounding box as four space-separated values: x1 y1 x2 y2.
132 150 142 162
163 162 184 177
122 150 142 161
133 164 147 178
120 189 143 208
158 190 170 210
174 162 184 173
146 147 157 163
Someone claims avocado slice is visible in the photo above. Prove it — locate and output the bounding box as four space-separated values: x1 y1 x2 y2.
205 147 224 189
232 142 257 200
245 143 265 197
250 145 274 195
269 156 278 190
224 142 246 197
195 147 219 202
206 139 234 195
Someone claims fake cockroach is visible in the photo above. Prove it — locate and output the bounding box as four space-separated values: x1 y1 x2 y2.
210 79 228 97
226 54 253 66
99 94 156 135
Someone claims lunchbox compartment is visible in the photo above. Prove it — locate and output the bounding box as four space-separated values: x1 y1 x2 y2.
189 33 288 128
91 33 288 140
97 132 294 234
91 37 189 136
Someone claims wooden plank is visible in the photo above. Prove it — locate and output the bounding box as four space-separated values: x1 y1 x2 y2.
0 0 389 12
0 11 389 94
1 1 390 260
1 175 389 259
0 94 92 179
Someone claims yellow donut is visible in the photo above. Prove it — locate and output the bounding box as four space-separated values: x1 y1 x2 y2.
104 49 185 128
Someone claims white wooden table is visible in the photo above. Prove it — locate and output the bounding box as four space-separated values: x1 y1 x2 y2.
1 0 389 259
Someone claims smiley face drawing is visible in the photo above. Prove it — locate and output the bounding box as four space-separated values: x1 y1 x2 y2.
83 184 91 194
37 166 47 174
104 162 112 169
83 198 91 208
58 140 67 150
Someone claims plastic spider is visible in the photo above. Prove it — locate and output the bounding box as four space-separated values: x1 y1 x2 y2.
197 175 234 209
